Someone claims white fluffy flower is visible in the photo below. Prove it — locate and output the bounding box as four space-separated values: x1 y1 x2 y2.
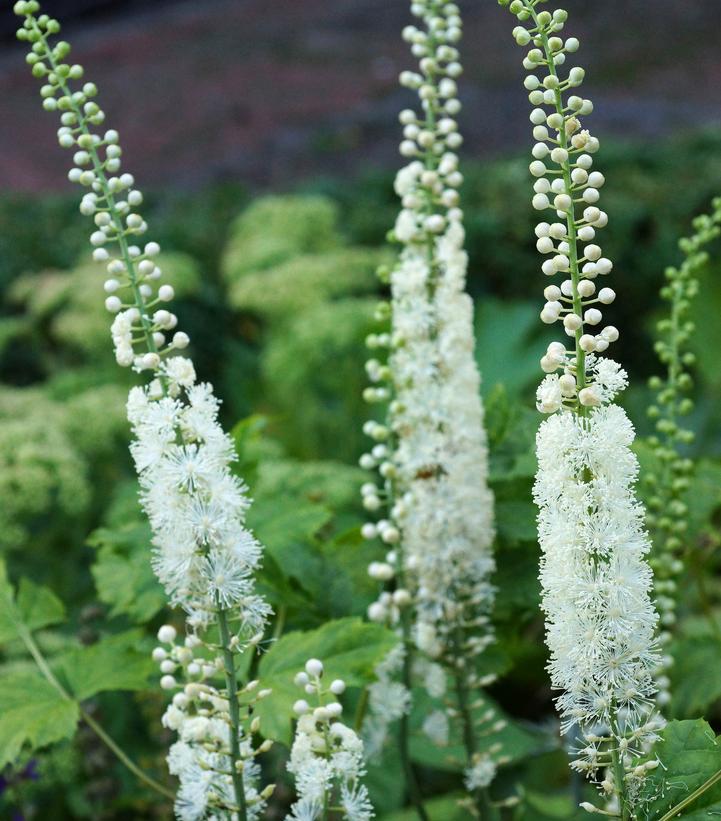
287 706 373 821
391 214 496 674
534 405 660 759
128 373 270 632
464 756 497 791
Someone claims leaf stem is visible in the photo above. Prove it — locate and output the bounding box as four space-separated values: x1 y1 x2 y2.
400 612 429 821
657 765 721 821
18 623 174 801
217 607 248 821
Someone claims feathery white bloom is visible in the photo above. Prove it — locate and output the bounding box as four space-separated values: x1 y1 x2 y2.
128 373 269 630
158 629 268 821
535 406 659 738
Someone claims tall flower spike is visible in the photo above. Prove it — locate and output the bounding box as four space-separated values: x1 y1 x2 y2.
500 1 662 816
15 3 272 818
360 0 498 813
645 198 721 706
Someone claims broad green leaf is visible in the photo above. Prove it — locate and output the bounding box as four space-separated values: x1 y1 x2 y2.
255 618 397 744
57 631 154 701
408 688 543 773
670 636 721 717
247 496 331 602
383 794 467 821
475 299 554 398
522 790 580 820
248 496 332 553
0 672 79 767
0 562 66 645
88 524 166 624
638 720 721 820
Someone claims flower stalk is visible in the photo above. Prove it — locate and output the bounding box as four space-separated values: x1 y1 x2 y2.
360 0 499 814
500 0 662 814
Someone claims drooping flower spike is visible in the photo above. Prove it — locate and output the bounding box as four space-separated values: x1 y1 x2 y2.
500 0 662 815
359 0 499 810
14 2 271 817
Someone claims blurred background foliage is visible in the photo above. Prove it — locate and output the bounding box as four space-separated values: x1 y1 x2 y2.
1 129 721 818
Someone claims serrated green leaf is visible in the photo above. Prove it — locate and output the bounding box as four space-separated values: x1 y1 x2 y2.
57 630 154 701
638 720 721 820
255 618 397 745
670 636 721 717
248 496 332 553
88 523 166 624
0 672 79 767
17 577 66 633
0 562 66 645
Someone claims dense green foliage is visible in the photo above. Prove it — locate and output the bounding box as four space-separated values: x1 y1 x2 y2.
1 132 721 818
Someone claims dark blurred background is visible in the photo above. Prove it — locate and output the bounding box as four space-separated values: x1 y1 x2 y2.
2 0 721 192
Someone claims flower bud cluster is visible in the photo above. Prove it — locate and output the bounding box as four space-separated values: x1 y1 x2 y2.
645 198 721 705
15 2 188 373
154 625 274 820
287 659 374 821
500 0 624 413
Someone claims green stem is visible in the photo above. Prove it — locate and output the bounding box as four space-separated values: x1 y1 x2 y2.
453 659 497 821
18 624 174 801
354 685 370 733
400 612 429 821
658 765 721 821
217 607 248 821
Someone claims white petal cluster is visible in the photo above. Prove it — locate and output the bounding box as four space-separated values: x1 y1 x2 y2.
154 626 270 821
287 661 374 821
362 644 410 759
128 373 271 631
535 405 660 766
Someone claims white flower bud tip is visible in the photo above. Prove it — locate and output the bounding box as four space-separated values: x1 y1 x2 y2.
305 658 324 678
157 625 177 644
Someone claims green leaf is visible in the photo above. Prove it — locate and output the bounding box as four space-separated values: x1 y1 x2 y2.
475 299 554 398
408 688 543 773
57 631 154 701
0 562 66 645
0 672 79 767
88 524 166 624
383 794 467 821
255 618 397 745
638 720 721 820
670 636 721 717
